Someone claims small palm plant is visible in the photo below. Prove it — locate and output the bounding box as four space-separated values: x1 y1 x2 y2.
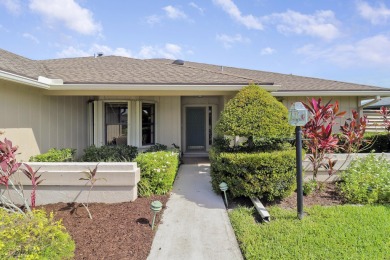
79 164 106 219
20 163 44 209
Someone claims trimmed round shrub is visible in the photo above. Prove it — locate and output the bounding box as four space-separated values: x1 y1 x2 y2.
0 209 75 259
215 84 293 140
338 153 390 204
209 147 297 201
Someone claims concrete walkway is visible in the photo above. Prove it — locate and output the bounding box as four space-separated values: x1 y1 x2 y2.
148 160 243 260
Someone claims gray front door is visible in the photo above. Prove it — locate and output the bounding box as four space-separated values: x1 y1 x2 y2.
186 107 206 150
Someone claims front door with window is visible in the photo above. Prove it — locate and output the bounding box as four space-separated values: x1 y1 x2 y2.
186 107 206 151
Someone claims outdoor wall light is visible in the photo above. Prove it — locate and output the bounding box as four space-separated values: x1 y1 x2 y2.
150 200 163 230
288 102 309 220
219 182 229 207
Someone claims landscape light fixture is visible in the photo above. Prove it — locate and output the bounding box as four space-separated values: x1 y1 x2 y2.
150 200 163 230
288 102 309 220
219 182 229 207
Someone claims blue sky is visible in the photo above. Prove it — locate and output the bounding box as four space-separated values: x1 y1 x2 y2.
1 0 390 88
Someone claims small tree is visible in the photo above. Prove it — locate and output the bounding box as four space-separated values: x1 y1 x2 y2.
215 84 293 148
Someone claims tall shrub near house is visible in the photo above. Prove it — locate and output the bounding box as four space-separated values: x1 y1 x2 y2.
215 84 293 148
211 84 296 201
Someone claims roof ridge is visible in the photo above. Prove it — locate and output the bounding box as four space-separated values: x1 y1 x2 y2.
156 61 274 85
184 60 384 89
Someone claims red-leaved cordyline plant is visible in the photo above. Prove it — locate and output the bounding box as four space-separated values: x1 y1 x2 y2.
379 106 390 133
340 110 369 153
0 138 29 213
0 138 20 187
302 98 346 180
0 137 43 214
20 164 43 209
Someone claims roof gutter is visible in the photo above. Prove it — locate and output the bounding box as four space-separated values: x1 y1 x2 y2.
359 95 381 109
0 70 50 89
48 83 281 92
271 91 390 97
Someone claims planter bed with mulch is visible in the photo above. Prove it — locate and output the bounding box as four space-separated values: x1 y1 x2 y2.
39 195 169 260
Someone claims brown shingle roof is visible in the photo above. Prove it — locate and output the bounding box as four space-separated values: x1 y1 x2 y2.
0 48 387 91
39 56 265 85
149 59 385 91
0 49 45 79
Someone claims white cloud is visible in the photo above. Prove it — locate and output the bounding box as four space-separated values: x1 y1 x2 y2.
57 46 90 58
57 44 133 58
145 15 161 25
163 5 187 19
189 2 204 15
216 33 250 48
264 10 340 41
56 43 187 60
0 0 21 15
29 0 102 35
297 34 390 67
213 0 263 30
22 32 39 44
138 43 183 59
260 47 275 55
165 43 182 55
357 1 390 25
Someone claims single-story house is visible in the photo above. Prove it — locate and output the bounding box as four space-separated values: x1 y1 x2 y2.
1 48 390 160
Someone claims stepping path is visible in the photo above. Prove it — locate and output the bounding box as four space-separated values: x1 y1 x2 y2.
148 160 243 260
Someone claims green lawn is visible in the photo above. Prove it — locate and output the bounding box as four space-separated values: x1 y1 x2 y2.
229 205 390 260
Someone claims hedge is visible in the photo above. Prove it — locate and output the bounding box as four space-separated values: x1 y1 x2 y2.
0 209 75 259
209 147 296 201
81 145 138 162
135 151 180 197
361 132 390 153
29 148 75 162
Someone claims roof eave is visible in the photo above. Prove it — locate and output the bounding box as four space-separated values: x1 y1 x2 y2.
48 83 281 92
0 70 50 89
271 90 390 97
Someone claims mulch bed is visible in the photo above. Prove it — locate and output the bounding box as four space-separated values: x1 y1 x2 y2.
230 182 343 210
39 195 169 260
269 182 344 209
38 183 341 259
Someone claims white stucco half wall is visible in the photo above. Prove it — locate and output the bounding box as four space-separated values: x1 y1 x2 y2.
5 162 140 205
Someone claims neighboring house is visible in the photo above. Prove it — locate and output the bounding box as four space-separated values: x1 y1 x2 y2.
1 48 390 160
362 97 390 132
